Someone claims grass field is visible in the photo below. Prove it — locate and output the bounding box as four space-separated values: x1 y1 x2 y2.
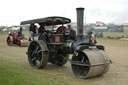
0 31 128 85
103 28 128 37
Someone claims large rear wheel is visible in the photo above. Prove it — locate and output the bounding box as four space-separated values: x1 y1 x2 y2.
27 40 49 69
56 55 69 66
7 36 13 46
51 54 69 66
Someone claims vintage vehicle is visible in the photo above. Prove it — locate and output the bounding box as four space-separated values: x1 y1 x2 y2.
7 27 28 47
21 8 111 78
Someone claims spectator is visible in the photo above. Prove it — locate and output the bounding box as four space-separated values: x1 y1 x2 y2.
29 24 39 41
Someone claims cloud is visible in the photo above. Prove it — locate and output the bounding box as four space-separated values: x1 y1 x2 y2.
0 0 128 25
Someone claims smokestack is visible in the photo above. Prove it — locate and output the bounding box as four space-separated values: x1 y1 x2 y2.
76 7 84 36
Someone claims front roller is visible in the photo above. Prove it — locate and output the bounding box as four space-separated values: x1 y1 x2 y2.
71 49 110 79
17 39 28 47
27 40 49 69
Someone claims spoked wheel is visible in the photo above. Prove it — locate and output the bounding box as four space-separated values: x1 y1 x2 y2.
51 54 69 66
27 40 49 69
56 55 69 66
7 36 13 46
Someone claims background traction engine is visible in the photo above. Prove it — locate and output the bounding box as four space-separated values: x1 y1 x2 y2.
23 8 111 79
7 28 28 47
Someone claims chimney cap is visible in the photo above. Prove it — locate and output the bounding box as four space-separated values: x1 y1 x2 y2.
76 7 84 10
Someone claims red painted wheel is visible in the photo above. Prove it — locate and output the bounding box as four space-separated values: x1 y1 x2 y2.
17 39 21 47
7 37 13 46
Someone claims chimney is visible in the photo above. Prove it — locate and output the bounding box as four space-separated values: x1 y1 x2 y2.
76 7 84 36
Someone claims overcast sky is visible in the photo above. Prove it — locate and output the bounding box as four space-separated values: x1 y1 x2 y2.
0 0 128 26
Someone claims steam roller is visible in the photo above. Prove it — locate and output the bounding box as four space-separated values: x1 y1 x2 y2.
7 27 28 47
22 7 111 79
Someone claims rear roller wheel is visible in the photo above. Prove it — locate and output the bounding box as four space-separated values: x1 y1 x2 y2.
27 40 49 69
56 55 69 66
7 36 13 46
50 54 69 66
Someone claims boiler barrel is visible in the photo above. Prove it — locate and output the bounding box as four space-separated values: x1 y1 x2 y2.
71 49 110 78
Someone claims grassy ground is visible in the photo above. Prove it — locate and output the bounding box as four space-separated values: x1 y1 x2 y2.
0 59 61 85
0 31 128 85
103 28 128 37
0 34 67 85
0 31 8 35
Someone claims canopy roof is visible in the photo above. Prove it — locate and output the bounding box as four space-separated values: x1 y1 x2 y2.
20 16 71 26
